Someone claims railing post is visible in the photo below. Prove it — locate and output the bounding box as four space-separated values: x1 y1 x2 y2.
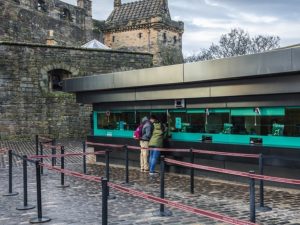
101 178 108 225
83 141 87 174
153 156 172 217
125 145 129 184
190 148 195 195
16 155 35 210
249 170 256 223
51 139 56 166
57 146 69 188
105 150 115 200
35 135 39 156
3 149 19 196
39 143 44 175
257 154 272 212
29 161 51 223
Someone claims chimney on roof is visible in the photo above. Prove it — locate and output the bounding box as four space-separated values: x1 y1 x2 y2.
114 0 121 8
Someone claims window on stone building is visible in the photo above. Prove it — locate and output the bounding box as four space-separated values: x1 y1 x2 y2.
48 69 71 92
112 36 115 42
163 33 167 43
37 0 47 12
138 33 142 39
61 8 73 22
173 36 177 44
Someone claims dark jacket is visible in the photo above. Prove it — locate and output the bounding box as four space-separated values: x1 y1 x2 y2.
141 121 153 141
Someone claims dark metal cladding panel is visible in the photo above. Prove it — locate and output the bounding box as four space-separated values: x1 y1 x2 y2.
184 49 293 82
63 74 114 92
211 75 300 97
292 47 300 71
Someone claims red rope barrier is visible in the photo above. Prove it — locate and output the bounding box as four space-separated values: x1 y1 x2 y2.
28 151 105 159
86 142 124 149
165 158 300 185
41 143 62 150
40 163 256 225
192 149 259 159
41 163 101 182
126 145 190 153
0 148 9 154
39 136 53 142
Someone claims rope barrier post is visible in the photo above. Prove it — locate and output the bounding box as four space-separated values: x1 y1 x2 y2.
257 154 272 212
105 150 115 200
35 135 39 156
125 145 129 184
3 149 19 197
153 156 172 217
101 178 108 225
16 155 35 210
57 146 70 188
51 139 56 166
249 170 256 223
39 143 45 176
190 148 195 195
29 161 51 224
82 141 87 174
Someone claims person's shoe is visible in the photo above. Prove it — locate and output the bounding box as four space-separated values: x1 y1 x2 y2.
144 169 149 173
149 171 159 176
140 169 144 172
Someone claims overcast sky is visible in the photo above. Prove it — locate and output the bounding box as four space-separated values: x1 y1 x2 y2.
63 0 300 55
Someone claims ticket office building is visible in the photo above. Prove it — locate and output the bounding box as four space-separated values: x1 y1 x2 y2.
64 46 300 176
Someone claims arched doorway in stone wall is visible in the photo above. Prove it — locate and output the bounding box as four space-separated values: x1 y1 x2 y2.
48 69 71 92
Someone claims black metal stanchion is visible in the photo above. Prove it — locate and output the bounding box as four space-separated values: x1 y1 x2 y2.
122 145 134 186
257 154 272 212
190 148 195 195
249 171 256 223
39 143 45 176
30 161 51 224
16 155 35 210
82 141 87 174
105 150 116 200
51 139 56 167
153 156 172 217
35 135 39 156
57 146 69 188
3 149 19 197
101 178 108 225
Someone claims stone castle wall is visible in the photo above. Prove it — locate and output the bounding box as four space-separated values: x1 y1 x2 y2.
0 42 152 139
0 0 98 46
104 28 183 66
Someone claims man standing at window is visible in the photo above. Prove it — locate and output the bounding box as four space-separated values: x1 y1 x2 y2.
140 116 153 172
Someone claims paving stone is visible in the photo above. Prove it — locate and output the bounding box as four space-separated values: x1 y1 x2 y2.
0 140 299 225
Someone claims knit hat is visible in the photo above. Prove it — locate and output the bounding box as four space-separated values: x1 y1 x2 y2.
142 116 148 123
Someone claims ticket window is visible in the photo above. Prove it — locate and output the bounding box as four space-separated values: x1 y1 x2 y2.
169 111 205 133
97 112 136 131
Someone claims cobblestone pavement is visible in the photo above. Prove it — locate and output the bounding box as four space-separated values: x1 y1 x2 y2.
0 140 300 225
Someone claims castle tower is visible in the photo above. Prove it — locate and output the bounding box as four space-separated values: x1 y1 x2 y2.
103 0 184 66
77 0 92 17
114 0 122 8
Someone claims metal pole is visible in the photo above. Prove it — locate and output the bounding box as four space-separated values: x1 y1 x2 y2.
3 149 18 196
39 143 44 175
190 148 195 195
258 154 272 212
51 139 56 166
101 178 108 225
125 145 129 184
35 135 39 156
152 156 172 217
16 155 35 210
160 155 165 214
105 150 115 199
29 161 51 223
83 141 87 174
57 146 69 188
249 170 256 223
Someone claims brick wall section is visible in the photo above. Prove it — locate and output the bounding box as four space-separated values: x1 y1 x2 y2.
0 0 97 46
0 42 153 139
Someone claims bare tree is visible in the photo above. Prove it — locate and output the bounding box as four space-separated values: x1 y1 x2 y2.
185 28 280 63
